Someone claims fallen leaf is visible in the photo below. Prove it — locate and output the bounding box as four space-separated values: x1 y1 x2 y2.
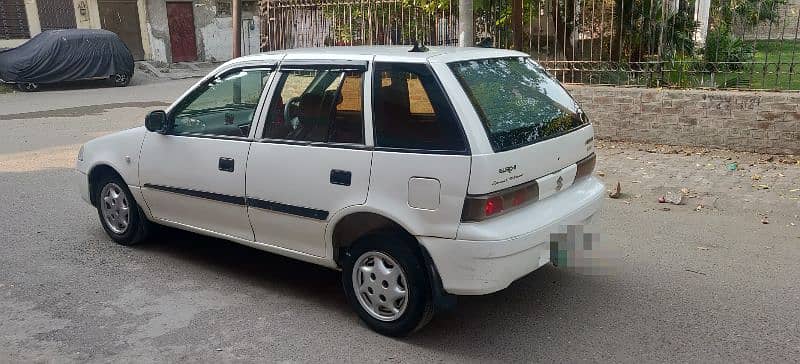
680 188 690 195
660 207 671 211
695 205 703 211
697 246 709 250
761 216 769 224
631 180 641 184
597 171 606 177
765 156 774 162
752 174 761 180
608 182 622 199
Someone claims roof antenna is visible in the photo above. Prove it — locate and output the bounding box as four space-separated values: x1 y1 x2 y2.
409 39 429 53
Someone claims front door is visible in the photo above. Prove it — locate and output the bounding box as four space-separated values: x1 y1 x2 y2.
166 2 198 62
98 0 146 60
247 62 372 257
140 67 274 240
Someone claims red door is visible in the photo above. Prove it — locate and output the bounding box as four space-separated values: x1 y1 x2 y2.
166 2 198 62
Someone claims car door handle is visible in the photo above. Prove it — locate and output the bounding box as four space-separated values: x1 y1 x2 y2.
219 157 235 172
330 169 352 186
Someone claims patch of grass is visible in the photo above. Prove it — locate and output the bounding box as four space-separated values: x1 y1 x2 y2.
0 83 13 94
717 39 800 90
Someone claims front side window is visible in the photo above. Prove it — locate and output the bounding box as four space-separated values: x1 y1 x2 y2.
171 68 272 137
372 62 467 153
449 57 586 152
263 67 364 144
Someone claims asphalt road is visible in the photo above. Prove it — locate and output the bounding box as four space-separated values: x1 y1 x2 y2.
1 79 799 363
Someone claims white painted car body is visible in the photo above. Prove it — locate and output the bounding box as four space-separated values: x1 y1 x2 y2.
76 46 604 296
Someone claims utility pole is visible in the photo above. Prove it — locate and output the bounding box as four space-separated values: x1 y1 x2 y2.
232 0 242 58
458 0 473 47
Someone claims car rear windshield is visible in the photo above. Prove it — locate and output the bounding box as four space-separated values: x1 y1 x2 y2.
448 57 587 152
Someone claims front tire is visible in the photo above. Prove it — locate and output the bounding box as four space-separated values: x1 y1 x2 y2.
342 234 434 337
95 174 150 245
109 73 131 87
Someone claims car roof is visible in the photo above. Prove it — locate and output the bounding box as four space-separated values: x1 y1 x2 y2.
232 46 529 65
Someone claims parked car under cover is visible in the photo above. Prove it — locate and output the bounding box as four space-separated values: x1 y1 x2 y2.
0 29 134 91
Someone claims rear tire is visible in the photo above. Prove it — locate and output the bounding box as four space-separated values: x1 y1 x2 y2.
95 174 150 245
16 82 39 92
109 73 131 87
342 233 435 337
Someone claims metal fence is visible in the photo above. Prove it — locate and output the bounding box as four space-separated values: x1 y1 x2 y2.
261 0 800 90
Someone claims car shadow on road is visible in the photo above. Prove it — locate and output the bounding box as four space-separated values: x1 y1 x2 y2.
133 226 613 358
135 226 352 314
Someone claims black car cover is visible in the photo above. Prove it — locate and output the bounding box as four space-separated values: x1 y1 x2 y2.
0 29 134 84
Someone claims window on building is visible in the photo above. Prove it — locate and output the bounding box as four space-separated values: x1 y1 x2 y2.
0 0 30 39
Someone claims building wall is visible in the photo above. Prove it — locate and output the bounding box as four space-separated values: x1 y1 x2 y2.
145 0 261 64
2 0 255 63
0 0 42 49
565 85 800 155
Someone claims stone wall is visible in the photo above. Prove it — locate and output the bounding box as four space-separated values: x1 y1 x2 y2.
564 85 800 155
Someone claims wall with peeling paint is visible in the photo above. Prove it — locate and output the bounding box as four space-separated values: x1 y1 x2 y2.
143 0 260 64
144 0 172 64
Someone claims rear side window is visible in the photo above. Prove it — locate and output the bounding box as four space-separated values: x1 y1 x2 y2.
264 68 364 144
372 62 467 153
448 57 587 152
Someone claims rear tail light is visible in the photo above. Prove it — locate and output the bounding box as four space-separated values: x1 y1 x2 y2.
484 196 504 216
462 153 596 222
462 181 539 222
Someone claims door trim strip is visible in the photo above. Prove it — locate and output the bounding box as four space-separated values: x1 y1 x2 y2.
143 184 246 205
142 184 329 221
247 198 329 221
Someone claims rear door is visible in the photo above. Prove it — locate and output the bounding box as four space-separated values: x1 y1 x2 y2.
366 61 472 239
247 61 372 257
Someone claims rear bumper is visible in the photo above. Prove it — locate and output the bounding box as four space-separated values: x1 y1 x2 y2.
419 177 605 295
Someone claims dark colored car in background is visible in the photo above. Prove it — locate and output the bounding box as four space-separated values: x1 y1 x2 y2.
0 29 134 92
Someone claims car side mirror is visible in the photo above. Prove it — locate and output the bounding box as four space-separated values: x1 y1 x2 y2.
145 110 167 133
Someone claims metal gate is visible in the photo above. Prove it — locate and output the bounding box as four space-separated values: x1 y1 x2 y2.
98 0 146 60
0 0 30 39
37 0 77 31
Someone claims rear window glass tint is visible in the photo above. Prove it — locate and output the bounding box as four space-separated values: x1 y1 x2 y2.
372 62 467 153
449 57 586 152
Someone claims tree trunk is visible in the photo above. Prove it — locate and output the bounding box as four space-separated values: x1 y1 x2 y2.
512 0 524 50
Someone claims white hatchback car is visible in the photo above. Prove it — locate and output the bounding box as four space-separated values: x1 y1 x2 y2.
76 46 604 336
